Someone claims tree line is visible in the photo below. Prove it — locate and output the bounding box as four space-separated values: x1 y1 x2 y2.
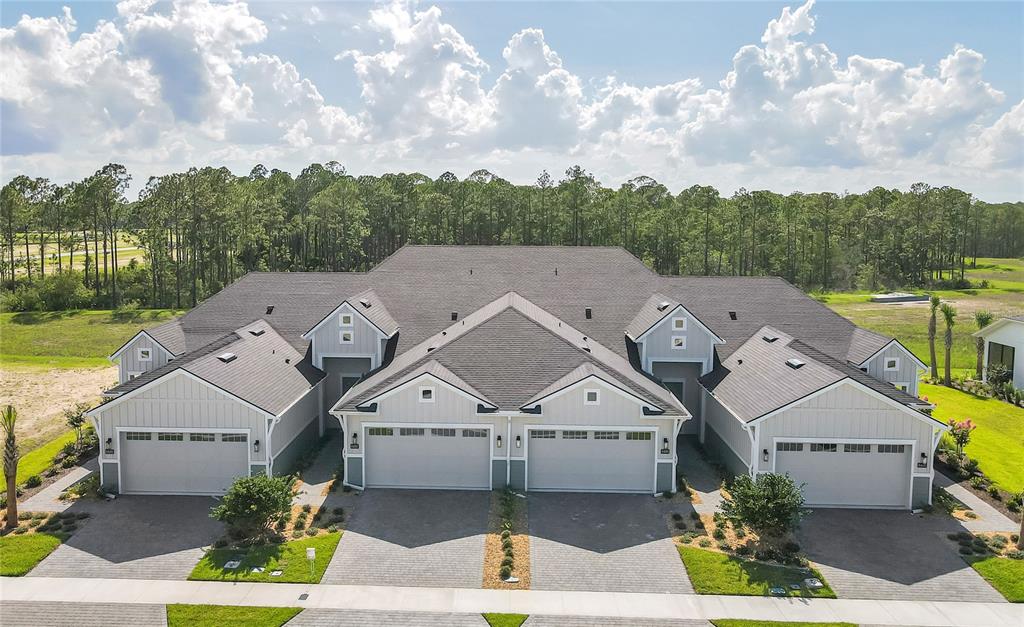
1 162 1021 311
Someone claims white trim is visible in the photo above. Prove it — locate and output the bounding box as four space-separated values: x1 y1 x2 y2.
108 330 173 361
671 316 688 331
115 426 252 496
339 312 354 327
340 371 497 413
631 304 725 344
127 371 143 381
523 424 660 494
137 347 153 362
893 382 911 393
302 300 394 340
671 335 687 350
339 329 354 345
418 385 436 403
317 352 378 373
858 339 928 370
972 316 1024 338
583 388 601 405
884 356 900 372
521 373 666 415
360 421 493 490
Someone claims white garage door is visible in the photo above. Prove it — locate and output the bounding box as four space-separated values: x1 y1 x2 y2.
364 426 490 489
775 441 912 508
527 429 655 493
120 431 250 495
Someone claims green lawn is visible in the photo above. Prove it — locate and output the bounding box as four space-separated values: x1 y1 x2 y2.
678 547 836 598
922 382 1024 493
0 533 62 576
15 430 76 485
0 309 182 369
713 622 855 627
166 605 301 627
483 614 529 627
188 532 341 584
969 556 1024 602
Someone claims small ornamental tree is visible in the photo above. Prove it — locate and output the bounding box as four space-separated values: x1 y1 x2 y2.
947 418 976 458
63 402 90 452
721 473 806 539
210 475 293 538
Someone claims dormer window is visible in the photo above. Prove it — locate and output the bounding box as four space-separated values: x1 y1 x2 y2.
671 336 687 350
884 357 900 372
672 317 687 331
340 330 354 344
340 313 354 327
584 389 600 405
137 347 152 362
419 386 435 403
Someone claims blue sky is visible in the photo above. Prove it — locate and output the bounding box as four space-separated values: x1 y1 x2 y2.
2 1 1022 199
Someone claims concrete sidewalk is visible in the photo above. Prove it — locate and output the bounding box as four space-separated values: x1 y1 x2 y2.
1 577 1020 626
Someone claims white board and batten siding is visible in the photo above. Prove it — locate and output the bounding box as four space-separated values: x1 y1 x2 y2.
270 383 322 459
862 343 923 396
115 334 172 384
701 389 753 471
638 307 718 375
982 321 1024 388
307 303 386 370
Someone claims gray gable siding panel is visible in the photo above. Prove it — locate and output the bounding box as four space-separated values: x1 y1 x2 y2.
310 303 384 369
117 334 172 384
640 307 717 374
864 343 922 396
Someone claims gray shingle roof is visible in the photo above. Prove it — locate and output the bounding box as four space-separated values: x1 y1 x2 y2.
146 319 186 355
104 320 324 416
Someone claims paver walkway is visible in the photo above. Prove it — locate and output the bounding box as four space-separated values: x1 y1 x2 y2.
20 458 98 513
293 435 342 509
524 617 710 626
934 472 1020 533
287 608 488 626
676 436 724 516
2 576 1021 626
0 601 167 627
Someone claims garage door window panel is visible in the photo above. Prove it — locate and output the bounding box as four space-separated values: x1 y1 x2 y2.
531 430 555 439
221 433 247 442
368 427 393 436
158 432 184 442
400 428 425 436
190 433 215 442
125 432 151 441
431 428 455 437
809 443 836 452
878 444 906 453
562 430 588 439
462 429 487 438
844 443 871 453
776 442 803 452
594 431 620 440
626 431 651 441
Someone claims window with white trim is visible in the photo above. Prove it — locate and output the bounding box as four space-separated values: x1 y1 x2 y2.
400 428 425 436
340 330 354 344
844 443 871 453
884 357 900 372
339 312 354 327
776 442 803 452
190 433 215 442
626 431 651 441
137 347 152 362
809 443 837 452
672 316 687 331
367 427 393 437
583 389 600 405
221 433 247 442
893 382 910 392
419 386 435 403
125 432 151 441
157 432 183 442
671 335 687 350
530 430 555 439
562 430 588 439
462 429 488 438
593 431 620 440
877 444 906 454
430 428 455 437
128 371 143 380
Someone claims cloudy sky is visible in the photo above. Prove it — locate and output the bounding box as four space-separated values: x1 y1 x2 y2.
2 0 1022 200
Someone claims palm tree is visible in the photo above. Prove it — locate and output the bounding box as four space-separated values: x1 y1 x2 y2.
941 303 957 386
2 405 19 529
928 296 940 381
974 311 993 380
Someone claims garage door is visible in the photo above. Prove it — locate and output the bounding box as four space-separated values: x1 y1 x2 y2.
120 431 250 495
364 426 490 489
527 429 655 493
774 441 911 508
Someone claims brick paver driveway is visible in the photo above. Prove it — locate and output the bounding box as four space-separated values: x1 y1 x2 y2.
0 601 167 627
28 496 222 580
322 489 490 588
797 508 1006 602
528 493 692 593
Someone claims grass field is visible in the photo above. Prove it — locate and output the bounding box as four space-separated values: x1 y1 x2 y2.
922 382 1024 493
0 533 62 576
969 556 1024 602
677 546 836 598
189 532 341 584
15 430 76 485
166 605 301 627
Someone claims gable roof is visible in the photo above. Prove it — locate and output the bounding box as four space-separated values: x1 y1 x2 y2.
101 320 324 416
109 318 186 360
349 360 498 410
302 288 399 339
973 315 1024 338
855 337 929 370
625 293 725 343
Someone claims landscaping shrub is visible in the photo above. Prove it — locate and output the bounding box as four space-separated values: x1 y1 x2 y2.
671 512 682 521
327 525 338 533
716 541 730 552
1012 534 1020 543
690 511 700 521
499 565 512 580
58 512 75 520
13 526 28 534
293 519 306 531
500 529 511 539
962 457 980 475
23 475 42 488
987 485 1001 499
305 527 317 537
948 533 961 541
504 546 514 558
662 491 672 499
733 528 746 539
712 527 726 540
17 512 31 521
291 530 303 539
969 476 986 490
75 512 89 519
213 539 229 549
735 545 752 556
332 507 344 516
698 538 712 548
959 546 974 555
62 523 77 532
502 539 513 551
721 473 806 538
501 557 513 568
783 541 801 554
210 475 293 538
27 519 41 528
301 504 311 513
1008 551 1024 560
754 547 781 562
675 521 687 530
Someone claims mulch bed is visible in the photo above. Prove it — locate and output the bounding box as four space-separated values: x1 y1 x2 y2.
482 491 530 589
935 463 1022 523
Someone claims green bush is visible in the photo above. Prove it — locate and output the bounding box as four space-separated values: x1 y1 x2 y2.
23 475 42 489
959 545 974 555
712 527 726 540
499 565 512 580
675 521 687 530
970 476 986 490
987 485 1002 499
500 529 511 539
671 512 682 521
210 475 293 538
698 538 712 548
305 527 317 537
721 473 806 538
501 556 513 568
293 519 306 531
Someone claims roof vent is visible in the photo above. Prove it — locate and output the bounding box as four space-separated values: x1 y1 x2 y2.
762 334 778 343
359 298 371 308
786 358 805 369
217 352 237 363
265 306 274 315
249 328 265 337
585 307 592 320
427 345 437 352
451 312 458 321
728 311 737 320
656 301 672 312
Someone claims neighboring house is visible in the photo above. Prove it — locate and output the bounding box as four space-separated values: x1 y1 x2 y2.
90 246 941 508
974 315 1024 388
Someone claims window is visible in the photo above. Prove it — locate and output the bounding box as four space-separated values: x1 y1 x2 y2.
400 428 425 436
672 317 688 331
593 431 620 440
125 432 151 441
844 443 871 453
809 443 836 452
671 336 687 350
561 430 588 439
894 382 910 392
190 433 215 442
988 342 1016 373
137 347 152 362
339 312 353 327
221 433 248 442
878 444 906 454
128 371 142 380
157 432 183 442
419 386 435 403
583 389 600 405
430 428 455 437
340 330 354 344
884 357 900 372
776 442 803 452
626 431 651 441
531 430 555 439
368 427 393 436
462 429 487 438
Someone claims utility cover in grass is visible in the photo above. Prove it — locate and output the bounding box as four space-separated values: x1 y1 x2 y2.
188 532 341 584
677 546 836 598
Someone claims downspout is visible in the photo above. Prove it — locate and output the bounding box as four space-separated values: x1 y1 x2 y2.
266 416 278 477
89 414 104 489
672 418 683 493
746 424 758 477
338 413 349 487
505 415 512 488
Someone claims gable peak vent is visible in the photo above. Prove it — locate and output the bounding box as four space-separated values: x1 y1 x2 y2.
249 328 266 337
265 305 274 315
217 352 237 363
785 358 805 369
656 301 672 312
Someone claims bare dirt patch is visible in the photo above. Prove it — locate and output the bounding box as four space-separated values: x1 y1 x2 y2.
482 491 530 589
0 365 116 450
